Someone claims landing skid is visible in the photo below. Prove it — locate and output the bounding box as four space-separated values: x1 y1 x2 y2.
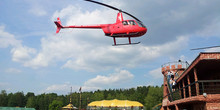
112 37 140 46
112 42 140 46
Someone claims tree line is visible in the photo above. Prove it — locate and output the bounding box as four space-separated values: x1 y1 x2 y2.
0 85 163 110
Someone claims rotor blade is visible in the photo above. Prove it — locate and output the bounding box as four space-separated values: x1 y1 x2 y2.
84 0 144 23
84 0 119 11
121 11 141 22
191 45 220 50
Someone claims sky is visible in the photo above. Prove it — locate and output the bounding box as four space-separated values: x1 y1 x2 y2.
0 0 220 95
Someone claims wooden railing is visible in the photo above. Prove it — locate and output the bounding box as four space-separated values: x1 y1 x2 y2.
164 80 220 102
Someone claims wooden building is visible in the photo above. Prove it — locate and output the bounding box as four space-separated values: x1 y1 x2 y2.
161 52 220 110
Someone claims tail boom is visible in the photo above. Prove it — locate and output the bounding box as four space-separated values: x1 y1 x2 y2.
54 17 106 33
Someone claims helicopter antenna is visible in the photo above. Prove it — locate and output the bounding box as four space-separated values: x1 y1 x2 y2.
84 0 145 26
191 45 220 50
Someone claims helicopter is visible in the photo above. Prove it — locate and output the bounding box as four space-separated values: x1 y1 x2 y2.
54 0 147 46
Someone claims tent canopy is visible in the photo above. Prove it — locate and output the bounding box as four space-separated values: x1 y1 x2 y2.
88 99 143 107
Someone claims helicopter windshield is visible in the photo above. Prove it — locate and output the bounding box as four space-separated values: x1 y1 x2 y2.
123 20 136 25
137 21 146 28
128 20 136 25
122 21 128 25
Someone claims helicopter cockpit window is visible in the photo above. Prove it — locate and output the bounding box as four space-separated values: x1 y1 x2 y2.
128 20 136 25
137 21 146 28
122 21 128 25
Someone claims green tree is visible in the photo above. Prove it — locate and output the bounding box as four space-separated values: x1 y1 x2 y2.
144 86 163 110
26 96 36 108
90 91 104 101
49 100 63 110
7 92 25 107
0 90 8 106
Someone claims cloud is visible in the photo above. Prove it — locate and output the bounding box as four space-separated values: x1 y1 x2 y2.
43 83 100 94
84 69 134 87
43 69 134 94
15 4 189 71
147 68 163 79
62 36 188 72
2 2 191 72
111 0 220 45
205 47 220 52
0 26 21 48
44 82 73 94
11 46 36 63
0 25 37 67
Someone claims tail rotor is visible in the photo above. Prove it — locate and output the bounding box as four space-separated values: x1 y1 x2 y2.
54 17 63 33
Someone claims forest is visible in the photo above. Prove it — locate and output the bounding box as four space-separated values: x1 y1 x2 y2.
0 85 163 110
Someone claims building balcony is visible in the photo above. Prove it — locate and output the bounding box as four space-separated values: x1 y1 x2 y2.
166 80 220 102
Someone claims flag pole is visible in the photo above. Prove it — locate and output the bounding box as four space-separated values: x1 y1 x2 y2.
79 87 82 110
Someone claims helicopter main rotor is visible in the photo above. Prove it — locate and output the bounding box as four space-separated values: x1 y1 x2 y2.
84 0 145 27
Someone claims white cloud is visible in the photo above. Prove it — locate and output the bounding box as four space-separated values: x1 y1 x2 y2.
205 47 220 52
43 69 134 94
84 69 134 87
2 3 190 71
0 26 21 48
44 82 72 93
11 46 36 63
0 25 37 67
148 68 163 79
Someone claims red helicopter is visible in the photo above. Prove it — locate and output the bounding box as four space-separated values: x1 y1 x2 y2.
54 0 147 46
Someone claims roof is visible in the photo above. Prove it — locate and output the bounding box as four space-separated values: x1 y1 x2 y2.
176 52 220 82
62 103 77 109
87 99 143 107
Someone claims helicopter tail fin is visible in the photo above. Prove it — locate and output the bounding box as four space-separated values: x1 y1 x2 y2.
54 17 63 33
116 12 123 23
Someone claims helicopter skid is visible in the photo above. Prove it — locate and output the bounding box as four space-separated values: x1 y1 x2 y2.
112 42 140 46
112 37 140 46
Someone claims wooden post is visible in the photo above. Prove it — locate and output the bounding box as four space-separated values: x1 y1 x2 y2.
182 79 186 98
194 68 199 96
178 84 182 98
175 104 179 110
167 106 170 110
187 75 191 97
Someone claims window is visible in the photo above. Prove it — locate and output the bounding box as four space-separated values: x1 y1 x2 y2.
128 20 136 25
136 21 146 27
122 21 128 25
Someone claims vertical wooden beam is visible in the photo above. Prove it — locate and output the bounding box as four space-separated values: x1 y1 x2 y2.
175 104 179 110
194 68 199 96
187 75 191 97
178 84 182 98
182 79 186 98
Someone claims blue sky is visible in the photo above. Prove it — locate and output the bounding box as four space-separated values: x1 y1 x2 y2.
0 0 220 94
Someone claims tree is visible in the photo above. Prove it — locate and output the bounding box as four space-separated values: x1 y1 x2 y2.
0 90 8 106
144 86 163 110
26 96 36 108
90 91 104 101
7 92 25 107
49 100 63 110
